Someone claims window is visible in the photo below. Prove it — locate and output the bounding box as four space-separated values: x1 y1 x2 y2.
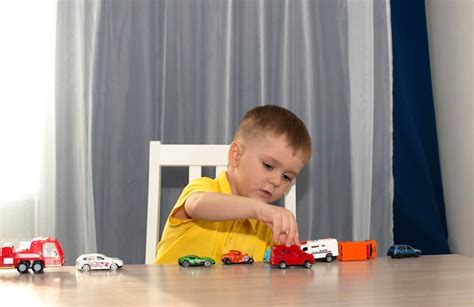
43 242 59 257
0 0 57 243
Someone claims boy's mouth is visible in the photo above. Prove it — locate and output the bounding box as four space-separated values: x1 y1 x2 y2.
258 189 272 199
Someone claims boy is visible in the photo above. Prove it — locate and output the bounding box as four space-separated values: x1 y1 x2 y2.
155 105 312 264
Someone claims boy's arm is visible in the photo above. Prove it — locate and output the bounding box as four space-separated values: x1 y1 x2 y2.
174 192 299 246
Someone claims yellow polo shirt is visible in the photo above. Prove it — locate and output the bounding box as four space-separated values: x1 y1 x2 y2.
155 171 273 264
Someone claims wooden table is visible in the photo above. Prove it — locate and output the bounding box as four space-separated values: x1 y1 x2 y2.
0 255 472 306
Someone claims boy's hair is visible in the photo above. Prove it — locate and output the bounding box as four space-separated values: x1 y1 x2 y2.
234 105 312 161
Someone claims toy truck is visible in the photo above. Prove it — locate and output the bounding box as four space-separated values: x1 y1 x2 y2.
0 237 65 274
300 238 339 262
270 244 315 269
337 240 377 261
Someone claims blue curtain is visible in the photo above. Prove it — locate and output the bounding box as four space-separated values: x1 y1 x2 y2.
391 0 450 254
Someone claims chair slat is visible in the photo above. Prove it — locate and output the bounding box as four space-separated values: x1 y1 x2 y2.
189 166 202 181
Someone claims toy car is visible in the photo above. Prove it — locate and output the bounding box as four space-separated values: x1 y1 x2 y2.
300 238 339 262
0 237 64 274
270 245 315 269
75 253 124 272
221 250 254 265
178 255 215 267
264 248 271 262
387 245 422 258
337 240 377 261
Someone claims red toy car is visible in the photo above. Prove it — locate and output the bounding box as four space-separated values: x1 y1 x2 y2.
0 237 65 274
221 250 254 265
270 244 315 269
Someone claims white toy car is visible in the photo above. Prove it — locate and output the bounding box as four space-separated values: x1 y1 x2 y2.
75 253 124 272
300 238 339 262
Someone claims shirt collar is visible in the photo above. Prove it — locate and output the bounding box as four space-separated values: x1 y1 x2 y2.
216 171 232 195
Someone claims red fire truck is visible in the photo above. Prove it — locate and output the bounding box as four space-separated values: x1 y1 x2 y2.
0 237 65 274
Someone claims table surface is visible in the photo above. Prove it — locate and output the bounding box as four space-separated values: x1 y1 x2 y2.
0 254 472 306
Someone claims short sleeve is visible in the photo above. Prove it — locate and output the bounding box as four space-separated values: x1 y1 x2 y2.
167 177 218 226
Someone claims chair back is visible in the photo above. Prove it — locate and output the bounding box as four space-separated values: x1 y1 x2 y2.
145 141 296 264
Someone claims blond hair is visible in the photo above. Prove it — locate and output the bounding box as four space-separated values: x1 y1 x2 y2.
234 105 312 161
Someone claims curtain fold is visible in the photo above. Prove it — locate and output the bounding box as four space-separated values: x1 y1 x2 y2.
348 0 375 240
55 0 99 261
55 0 393 263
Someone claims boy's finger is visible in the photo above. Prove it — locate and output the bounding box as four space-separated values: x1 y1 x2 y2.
280 219 290 245
286 221 297 246
272 216 282 243
293 218 300 245
294 229 300 245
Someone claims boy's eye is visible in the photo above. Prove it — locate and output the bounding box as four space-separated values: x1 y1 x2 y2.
263 162 273 170
283 175 293 182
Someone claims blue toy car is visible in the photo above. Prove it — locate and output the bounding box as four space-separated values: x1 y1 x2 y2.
387 245 422 258
263 248 271 262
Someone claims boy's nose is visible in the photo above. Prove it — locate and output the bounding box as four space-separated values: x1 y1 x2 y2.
268 173 281 187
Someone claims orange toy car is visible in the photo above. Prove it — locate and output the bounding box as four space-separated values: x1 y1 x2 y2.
221 250 254 265
337 240 377 261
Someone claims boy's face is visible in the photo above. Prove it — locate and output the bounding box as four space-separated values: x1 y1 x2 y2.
228 132 307 204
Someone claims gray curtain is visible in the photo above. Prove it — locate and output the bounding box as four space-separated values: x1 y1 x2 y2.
55 0 393 264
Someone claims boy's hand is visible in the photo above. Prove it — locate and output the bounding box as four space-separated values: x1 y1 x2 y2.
255 203 300 246
184 192 300 246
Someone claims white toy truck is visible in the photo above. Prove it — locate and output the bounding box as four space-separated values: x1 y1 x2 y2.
300 238 339 262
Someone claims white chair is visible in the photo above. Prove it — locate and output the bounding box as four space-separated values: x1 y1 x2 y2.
145 141 296 264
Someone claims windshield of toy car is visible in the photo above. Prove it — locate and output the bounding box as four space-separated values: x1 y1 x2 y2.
43 242 59 257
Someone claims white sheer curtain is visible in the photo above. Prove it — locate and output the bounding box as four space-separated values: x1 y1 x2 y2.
0 1 57 244
56 0 393 263
347 0 393 240
54 0 99 259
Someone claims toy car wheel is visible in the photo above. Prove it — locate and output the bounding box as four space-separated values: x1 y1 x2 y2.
248 257 254 264
82 264 91 272
204 260 212 267
279 261 287 269
110 263 118 271
325 254 334 262
17 262 29 274
415 252 420 257
181 260 190 268
223 258 231 265
32 261 44 274
304 260 312 268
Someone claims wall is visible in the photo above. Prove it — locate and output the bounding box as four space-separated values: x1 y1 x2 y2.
425 0 473 257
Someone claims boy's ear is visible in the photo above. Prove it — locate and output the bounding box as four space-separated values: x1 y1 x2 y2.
228 142 242 167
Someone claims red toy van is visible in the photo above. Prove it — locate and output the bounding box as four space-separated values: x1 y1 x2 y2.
270 244 315 269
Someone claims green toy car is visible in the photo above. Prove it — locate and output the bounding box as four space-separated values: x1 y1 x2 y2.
178 255 216 267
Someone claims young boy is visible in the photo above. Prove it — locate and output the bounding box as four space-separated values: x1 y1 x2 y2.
155 105 312 264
